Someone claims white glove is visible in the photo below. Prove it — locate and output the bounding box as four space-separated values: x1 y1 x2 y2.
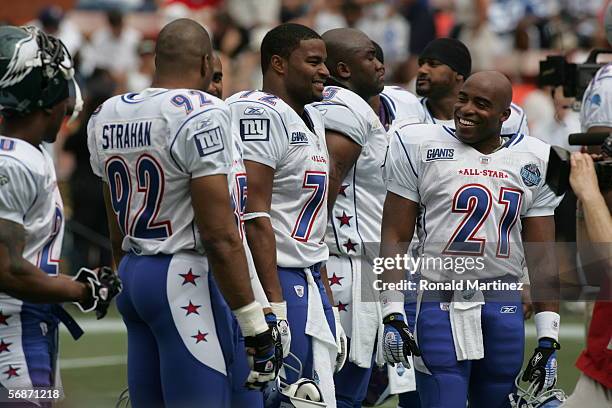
271 301 291 358
332 306 347 372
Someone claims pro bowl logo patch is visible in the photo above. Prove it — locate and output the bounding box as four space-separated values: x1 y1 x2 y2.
590 93 601 107
520 163 541 187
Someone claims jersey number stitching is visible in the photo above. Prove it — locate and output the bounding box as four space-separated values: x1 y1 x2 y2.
291 171 327 242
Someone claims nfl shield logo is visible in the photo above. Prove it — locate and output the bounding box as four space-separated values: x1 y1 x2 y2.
294 285 305 298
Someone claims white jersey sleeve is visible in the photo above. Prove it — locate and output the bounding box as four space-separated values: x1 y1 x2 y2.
233 102 289 169
169 105 233 178
501 103 529 136
316 87 367 145
580 63 612 132
87 106 105 179
385 124 423 203
381 85 426 126
0 155 37 225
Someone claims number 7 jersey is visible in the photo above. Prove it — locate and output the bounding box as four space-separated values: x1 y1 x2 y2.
87 88 234 255
384 123 563 281
226 90 329 268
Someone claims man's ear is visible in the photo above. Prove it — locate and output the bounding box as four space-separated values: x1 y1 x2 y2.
270 55 286 75
500 107 511 124
336 62 351 80
202 54 211 78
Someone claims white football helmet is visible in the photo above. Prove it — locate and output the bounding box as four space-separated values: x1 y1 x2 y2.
509 370 567 408
264 352 326 408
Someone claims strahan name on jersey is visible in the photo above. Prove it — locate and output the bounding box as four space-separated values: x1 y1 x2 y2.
226 90 329 268
87 88 234 256
385 123 562 282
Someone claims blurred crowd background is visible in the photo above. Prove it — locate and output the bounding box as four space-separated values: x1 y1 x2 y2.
1 0 610 275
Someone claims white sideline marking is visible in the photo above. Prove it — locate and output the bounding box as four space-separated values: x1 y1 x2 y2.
60 319 586 339
60 355 126 369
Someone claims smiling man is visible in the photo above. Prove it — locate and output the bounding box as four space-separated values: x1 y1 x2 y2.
379 71 563 407
225 23 339 406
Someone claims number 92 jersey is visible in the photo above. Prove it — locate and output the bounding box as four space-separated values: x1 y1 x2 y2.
226 90 329 268
87 88 233 256
384 123 563 281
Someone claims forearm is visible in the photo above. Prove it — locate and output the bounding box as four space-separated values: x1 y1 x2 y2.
1 259 85 303
581 194 612 243
245 219 283 303
204 233 255 310
525 244 559 314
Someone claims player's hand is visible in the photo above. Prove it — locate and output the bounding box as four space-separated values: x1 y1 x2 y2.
73 267 122 319
265 313 287 361
569 152 600 201
522 338 560 394
382 313 421 367
244 328 281 390
270 301 291 358
332 306 347 372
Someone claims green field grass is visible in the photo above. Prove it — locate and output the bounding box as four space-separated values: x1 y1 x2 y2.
55 306 586 407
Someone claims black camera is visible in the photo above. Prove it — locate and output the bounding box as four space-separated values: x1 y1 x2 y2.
546 133 612 195
538 49 611 99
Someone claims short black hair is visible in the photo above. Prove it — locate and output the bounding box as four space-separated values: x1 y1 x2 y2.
260 23 321 74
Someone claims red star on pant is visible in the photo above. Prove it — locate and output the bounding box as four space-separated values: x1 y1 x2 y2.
181 301 201 316
336 301 349 312
338 184 350 197
192 330 208 343
0 311 10 326
0 340 11 354
343 239 358 253
4 365 19 379
179 269 200 286
336 211 353 227
328 273 344 286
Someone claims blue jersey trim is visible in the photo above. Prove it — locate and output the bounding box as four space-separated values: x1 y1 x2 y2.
393 131 418 179
121 90 170 104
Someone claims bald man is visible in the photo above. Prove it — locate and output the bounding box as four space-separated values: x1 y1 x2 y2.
87 19 277 407
379 71 563 407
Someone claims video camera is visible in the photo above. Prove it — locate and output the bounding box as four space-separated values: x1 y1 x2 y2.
546 133 612 195
538 49 612 100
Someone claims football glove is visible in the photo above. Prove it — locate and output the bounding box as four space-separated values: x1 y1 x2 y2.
382 313 421 367
522 338 560 394
332 306 347 372
73 267 122 319
270 301 291 358
244 328 282 390
265 313 286 361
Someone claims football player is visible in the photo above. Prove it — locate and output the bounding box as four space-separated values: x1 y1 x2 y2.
310 28 389 408
226 23 340 406
207 52 223 99
380 71 562 407
87 19 277 407
0 25 121 405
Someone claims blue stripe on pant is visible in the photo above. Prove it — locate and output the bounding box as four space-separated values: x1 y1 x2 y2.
414 294 524 408
117 253 239 408
278 265 335 385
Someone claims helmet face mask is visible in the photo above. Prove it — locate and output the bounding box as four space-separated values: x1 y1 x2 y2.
0 25 81 121
509 370 567 408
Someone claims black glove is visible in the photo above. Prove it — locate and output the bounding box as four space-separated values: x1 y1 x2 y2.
244 328 281 390
73 267 122 319
265 313 285 359
522 338 560 394
382 313 421 367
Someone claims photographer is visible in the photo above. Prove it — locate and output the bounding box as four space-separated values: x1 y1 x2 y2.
560 152 611 407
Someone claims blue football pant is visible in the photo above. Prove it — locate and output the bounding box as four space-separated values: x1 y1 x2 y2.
278 266 335 385
415 297 524 408
398 300 421 408
334 337 374 408
117 252 252 408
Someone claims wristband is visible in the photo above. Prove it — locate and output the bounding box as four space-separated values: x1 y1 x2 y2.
534 311 560 342
380 290 406 319
243 212 271 221
233 301 268 337
270 301 287 321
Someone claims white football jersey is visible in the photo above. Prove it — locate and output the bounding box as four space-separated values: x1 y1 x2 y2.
380 86 426 126
0 137 64 277
311 86 389 258
385 124 562 281
226 90 329 268
580 63 612 132
88 88 234 255
417 97 529 136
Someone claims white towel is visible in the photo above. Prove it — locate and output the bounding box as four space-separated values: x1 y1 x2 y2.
449 289 485 361
349 257 382 368
304 268 338 408
387 361 416 394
